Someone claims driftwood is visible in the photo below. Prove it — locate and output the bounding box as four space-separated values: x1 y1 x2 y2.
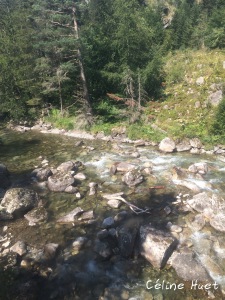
102 193 150 215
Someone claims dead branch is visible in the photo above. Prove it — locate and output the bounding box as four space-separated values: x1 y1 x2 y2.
102 193 150 215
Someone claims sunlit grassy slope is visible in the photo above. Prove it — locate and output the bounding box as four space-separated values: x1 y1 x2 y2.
146 49 225 144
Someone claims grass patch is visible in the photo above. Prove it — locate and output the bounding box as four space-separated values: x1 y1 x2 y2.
127 124 166 142
44 109 76 130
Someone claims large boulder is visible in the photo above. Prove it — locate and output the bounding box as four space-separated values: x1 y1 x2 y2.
140 225 178 269
169 249 210 281
159 137 176 153
1 188 38 217
0 164 11 189
47 172 75 192
176 139 191 152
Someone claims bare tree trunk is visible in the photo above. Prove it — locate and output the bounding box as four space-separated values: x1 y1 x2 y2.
72 6 93 125
138 71 141 111
58 77 63 115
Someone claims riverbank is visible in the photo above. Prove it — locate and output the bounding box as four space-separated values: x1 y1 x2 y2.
8 119 225 157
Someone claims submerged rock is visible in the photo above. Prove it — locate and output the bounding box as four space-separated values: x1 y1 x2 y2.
172 179 201 193
47 172 75 192
57 207 83 223
88 182 98 195
140 225 178 269
1 188 38 217
31 168 53 182
24 206 48 226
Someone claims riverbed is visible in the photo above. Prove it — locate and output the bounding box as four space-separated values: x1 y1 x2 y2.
0 127 225 300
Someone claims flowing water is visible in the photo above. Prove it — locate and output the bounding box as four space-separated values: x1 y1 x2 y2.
0 127 225 299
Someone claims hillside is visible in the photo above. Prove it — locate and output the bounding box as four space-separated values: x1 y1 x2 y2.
150 49 225 144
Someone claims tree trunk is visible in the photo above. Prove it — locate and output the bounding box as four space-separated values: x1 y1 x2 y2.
72 6 93 125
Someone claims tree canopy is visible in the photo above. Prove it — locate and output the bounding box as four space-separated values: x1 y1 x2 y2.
1 0 225 121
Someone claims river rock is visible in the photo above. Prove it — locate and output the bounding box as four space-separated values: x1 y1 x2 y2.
176 139 191 152
189 214 206 231
74 172 86 180
188 162 208 175
78 210 94 221
94 240 112 258
197 254 225 289
24 206 48 226
0 164 11 189
107 199 122 209
1 188 38 217
31 168 53 181
117 220 139 258
72 237 88 251
102 217 114 228
122 170 144 187
172 179 201 193
190 138 202 149
47 172 75 192
159 137 176 153
44 243 59 260
57 161 77 173
171 166 187 180
64 185 78 194
140 225 178 269
186 192 213 213
10 241 27 256
56 207 83 223
169 249 210 281
113 162 136 173
88 183 97 196
166 222 183 233
209 213 225 232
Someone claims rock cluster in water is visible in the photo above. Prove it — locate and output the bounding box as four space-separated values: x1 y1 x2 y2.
1 128 225 298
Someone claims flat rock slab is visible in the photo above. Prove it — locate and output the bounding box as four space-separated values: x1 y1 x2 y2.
140 225 178 269
169 250 210 282
57 207 83 223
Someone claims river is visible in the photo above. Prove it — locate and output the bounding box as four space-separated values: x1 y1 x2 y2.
0 127 225 300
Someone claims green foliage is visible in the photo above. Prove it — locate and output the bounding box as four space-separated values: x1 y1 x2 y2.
205 7 225 48
45 109 75 130
127 124 166 142
211 97 225 135
93 99 124 123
